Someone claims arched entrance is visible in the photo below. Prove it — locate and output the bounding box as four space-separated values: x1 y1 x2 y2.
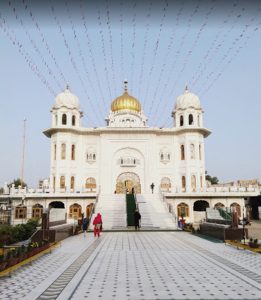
193 200 209 211
116 172 141 194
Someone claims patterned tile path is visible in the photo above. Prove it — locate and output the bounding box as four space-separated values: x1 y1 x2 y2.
0 232 261 300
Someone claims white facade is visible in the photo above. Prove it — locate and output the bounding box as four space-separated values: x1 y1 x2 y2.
2 84 259 227
44 85 210 196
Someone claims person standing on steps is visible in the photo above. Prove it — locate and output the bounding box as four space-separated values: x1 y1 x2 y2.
150 182 155 194
134 209 141 231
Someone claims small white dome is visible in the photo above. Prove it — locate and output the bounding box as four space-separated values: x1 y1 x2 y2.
54 88 79 109
175 88 201 110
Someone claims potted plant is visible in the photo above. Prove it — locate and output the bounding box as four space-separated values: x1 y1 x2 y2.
249 238 259 248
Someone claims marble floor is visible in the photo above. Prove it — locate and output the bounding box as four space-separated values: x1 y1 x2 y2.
0 232 261 300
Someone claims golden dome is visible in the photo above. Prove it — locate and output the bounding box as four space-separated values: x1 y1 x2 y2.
111 81 141 112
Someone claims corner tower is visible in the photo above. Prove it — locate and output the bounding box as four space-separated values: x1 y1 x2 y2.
172 87 211 192
51 86 82 128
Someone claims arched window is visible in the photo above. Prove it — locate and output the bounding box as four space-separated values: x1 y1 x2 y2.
15 205 27 219
199 144 202 160
200 175 203 188
214 202 225 209
54 144 57 160
180 145 185 160
70 176 75 190
177 202 189 217
32 204 43 219
190 144 195 159
182 176 186 191
197 115 200 126
189 114 193 125
60 176 65 189
160 177 171 192
191 175 196 192
61 143 66 160
69 203 82 219
85 177 96 191
72 115 76 126
55 115 58 126
62 114 67 125
86 149 96 163
180 115 184 126
71 145 75 160
160 153 164 160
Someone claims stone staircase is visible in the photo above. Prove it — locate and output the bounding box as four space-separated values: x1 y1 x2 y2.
90 193 177 231
206 208 224 220
136 193 177 230
91 194 127 230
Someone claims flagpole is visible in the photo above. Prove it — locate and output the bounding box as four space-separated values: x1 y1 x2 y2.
21 118 26 189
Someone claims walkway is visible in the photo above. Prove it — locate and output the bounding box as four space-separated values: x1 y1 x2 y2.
0 232 261 300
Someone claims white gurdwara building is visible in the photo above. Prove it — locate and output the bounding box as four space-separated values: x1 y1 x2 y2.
4 82 258 228
44 83 209 196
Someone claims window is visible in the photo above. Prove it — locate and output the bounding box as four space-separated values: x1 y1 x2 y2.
199 144 202 160
60 176 65 189
53 176 56 191
15 206 27 219
177 202 189 217
160 150 171 163
86 149 96 163
71 145 75 160
182 176 186 191
61 144 66 160
62 114 67 125
200 175 203 188
55 115 58 126
69 203 82 219
85 177 96 190
32 204 43 219
72 115 76 126
119 156 139 166
190 144 195 159
160 177 171 192
189 114 193 125
191 175 196 192
70 176 75 190
54 144 56 160
197 115 200 126
180 115 184 126
180 145 185 160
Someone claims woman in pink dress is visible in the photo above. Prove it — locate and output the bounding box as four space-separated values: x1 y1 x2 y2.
93 213 102 237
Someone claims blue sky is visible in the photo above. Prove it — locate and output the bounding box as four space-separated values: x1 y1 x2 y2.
0 0 261 187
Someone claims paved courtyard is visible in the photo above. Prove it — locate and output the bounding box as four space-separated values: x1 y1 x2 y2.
0 232 261 300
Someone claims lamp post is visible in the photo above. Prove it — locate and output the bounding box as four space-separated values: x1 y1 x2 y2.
42 208 49 242
242 206 246 245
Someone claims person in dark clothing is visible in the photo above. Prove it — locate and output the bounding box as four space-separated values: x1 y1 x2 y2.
134 209 141 230
82 217 88 237
150 182 155 193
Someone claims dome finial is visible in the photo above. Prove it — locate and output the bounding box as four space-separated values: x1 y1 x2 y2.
124 80 128 93
185 84 189 92
66 84 70 91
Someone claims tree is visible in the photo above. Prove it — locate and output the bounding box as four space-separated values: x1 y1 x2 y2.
7 178 27 189
205 172 219 185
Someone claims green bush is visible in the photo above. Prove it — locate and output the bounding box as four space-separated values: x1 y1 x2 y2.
0 219 38 245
